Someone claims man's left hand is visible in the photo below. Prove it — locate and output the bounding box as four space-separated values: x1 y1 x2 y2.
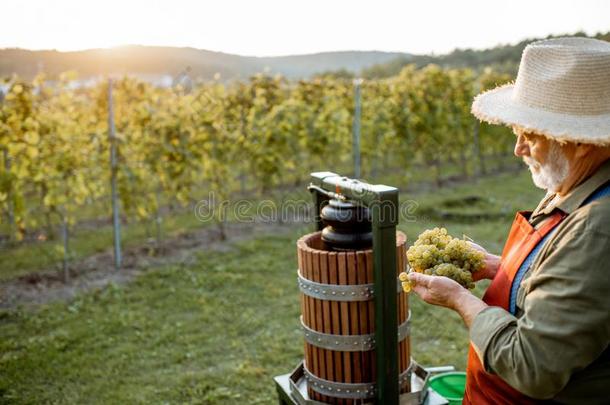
408 272 488 328
408 272 469 310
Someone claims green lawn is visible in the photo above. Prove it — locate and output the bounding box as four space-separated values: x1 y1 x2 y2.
0 210 211 281
0 169 544 404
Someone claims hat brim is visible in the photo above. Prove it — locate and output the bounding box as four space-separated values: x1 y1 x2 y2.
471 84 610 145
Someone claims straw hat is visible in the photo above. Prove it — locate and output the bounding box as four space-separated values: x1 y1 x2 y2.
471 37 610 145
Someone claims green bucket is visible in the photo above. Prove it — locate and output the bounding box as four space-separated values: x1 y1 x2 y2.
429 371 466 405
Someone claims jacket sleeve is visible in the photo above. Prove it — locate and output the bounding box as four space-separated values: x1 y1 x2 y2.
470 214 610 399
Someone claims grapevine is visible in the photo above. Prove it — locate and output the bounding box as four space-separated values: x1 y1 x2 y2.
1 68 513 247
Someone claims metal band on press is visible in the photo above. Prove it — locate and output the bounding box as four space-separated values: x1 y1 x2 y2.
303 361 412 399
300 311 411 351
297 270 403 301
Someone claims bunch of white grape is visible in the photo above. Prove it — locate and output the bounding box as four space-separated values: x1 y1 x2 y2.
401 227 484 291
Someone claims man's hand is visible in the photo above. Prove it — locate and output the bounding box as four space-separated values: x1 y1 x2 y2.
408 272 488 328
468 241 501 282
407 272 468 310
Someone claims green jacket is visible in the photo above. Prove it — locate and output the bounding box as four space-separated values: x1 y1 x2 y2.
470 159 610 404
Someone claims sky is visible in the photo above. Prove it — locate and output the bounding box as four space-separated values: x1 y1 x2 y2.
1 0 608 57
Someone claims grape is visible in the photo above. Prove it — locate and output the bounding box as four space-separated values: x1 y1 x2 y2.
413 227 452 249
406 244 442 272
399 271 412 292
405 227 484 289
443 238 485 272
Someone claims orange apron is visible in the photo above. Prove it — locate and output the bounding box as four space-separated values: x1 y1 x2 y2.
463 210 566 405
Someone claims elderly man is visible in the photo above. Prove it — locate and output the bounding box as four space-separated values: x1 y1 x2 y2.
408 37 610 404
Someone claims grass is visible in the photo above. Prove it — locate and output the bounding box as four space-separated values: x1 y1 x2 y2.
0 233 304 404
0 209 211 281
0 169 544 404
0 191 312 281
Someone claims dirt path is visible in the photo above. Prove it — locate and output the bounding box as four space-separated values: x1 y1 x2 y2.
0 220 302 310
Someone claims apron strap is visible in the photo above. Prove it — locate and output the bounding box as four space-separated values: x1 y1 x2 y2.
508 180 610 315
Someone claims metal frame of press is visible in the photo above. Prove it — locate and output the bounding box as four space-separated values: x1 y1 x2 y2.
308 171 401 405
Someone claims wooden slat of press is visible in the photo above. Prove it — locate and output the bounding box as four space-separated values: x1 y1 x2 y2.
398 237 406 378
401 241 408 374
314 252 332 402
403 239 411 389
328 252 344 405
403 235 411 380
301 244 311 400
299 242 311 399
398 234 411 391
312 250 324 402
357 251 370 383
395 241 403 375
320 252 334 384
365 250 376 383
297 243 309 386
346 252 362 387
337 252 352 398
398 240 407 378
304 246 319 401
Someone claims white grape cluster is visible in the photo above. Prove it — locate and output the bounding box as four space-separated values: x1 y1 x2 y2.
401 227 484 291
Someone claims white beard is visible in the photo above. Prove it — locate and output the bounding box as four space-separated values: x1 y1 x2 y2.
523 142 570 193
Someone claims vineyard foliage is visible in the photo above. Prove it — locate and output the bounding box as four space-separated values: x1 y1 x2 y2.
0 66 512 242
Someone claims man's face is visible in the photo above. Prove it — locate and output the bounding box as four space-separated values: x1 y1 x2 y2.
512 128 570 193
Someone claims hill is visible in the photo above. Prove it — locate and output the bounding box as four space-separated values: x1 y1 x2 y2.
362 30 610 78
0 46 409 81
3 30 609 82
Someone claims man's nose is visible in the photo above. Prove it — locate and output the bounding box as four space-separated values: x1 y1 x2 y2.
514 134 530 157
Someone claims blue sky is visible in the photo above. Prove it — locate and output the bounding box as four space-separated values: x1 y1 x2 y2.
1 0 608 56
